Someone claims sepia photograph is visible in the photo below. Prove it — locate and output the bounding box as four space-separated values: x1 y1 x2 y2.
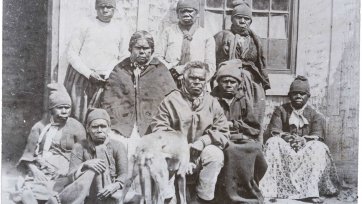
2 0 359 203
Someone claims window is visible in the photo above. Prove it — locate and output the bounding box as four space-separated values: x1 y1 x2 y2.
200 0 298 74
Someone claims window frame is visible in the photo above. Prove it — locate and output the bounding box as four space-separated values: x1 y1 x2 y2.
199 0 299 75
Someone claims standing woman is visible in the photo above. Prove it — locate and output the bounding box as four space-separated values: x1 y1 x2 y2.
64 0 129 123
214 1 270 138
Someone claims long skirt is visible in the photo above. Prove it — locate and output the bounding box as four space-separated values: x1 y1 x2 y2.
240 70 266 143
64 66 97 124
215 140 268 204
259 137 340 199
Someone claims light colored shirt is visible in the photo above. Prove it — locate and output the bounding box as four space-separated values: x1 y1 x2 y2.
67 18 130 79
155 24 216 81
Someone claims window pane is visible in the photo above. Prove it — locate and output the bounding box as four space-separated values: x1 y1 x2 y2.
270 14 288 39
252 0 270 10
204 11 224 35
271 0 289 11
268 39 288 68
227 0 251 8
226 0 233 8
225 14 232 30
207 0 224 8
250 13 268 38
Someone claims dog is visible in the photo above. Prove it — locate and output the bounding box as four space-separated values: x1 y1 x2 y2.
121 131 190 204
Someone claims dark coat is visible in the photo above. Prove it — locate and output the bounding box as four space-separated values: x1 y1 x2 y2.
68 138 128 186
101 57 177 137
264 103 325 142
214 28 270 90
17 117 86 172
211 86 261 139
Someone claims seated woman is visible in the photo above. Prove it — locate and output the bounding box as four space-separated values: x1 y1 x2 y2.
14 83 86 204
260 76 340 203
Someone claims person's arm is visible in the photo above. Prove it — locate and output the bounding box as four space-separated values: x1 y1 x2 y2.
231 98 261 138
304 111 325 141
67 24 93 79
114 142 128 189
17 122 44 172
198 99 230 150
154 28 175 70
264 106 284 142
150 98 176 133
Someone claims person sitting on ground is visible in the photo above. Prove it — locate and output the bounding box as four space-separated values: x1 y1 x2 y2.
14 83 86 204
260 76 340 203
211 59 267 203
150 61 230 204
49 108 128 204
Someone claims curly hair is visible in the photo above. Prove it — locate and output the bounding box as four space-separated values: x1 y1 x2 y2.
183 61 209 77
128 30 155 53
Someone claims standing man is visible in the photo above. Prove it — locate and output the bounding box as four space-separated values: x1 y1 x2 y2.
14 83 86 204
155 0 216 88
64 0 129 123
211 60 267 203
150 61 230 203
50 108 128 204
214 1 270 134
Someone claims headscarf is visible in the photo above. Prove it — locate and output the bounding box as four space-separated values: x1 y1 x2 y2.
47 83 71 109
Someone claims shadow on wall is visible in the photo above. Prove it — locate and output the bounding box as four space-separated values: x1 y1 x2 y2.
2 0 48 166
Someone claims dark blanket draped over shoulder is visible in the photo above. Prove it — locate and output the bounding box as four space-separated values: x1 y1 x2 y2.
101 57 177 137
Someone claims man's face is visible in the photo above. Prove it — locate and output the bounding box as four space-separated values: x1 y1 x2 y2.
51 105 71 123
231 15 252 30
219 76 240 98
184 68 207 97
96 4 115 23
177 8 198 26
130 38 152 65
289 91 310 109
88 119 110 144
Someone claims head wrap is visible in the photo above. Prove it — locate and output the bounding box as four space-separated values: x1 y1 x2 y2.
47 83 71 109
289 75 310 95
232 3 252 18
86 108 111 127
176 0 199 11
95 0 116 8
216 59 243 83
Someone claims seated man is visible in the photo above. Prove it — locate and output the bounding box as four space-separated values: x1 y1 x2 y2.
14 83 86 204
210 59 267 203
260 76 340 203
150 61 230 203
51 108 128 204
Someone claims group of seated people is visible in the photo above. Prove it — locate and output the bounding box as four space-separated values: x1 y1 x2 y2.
11 0 340 203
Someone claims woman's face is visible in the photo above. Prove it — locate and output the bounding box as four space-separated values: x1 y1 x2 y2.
231 15 252 30
289 91 310 109
130 38 152 65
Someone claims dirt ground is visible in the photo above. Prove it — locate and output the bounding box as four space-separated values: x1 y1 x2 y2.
2 164 358 204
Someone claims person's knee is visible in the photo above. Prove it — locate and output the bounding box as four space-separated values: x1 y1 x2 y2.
200 145 224 166
265 136 285 147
